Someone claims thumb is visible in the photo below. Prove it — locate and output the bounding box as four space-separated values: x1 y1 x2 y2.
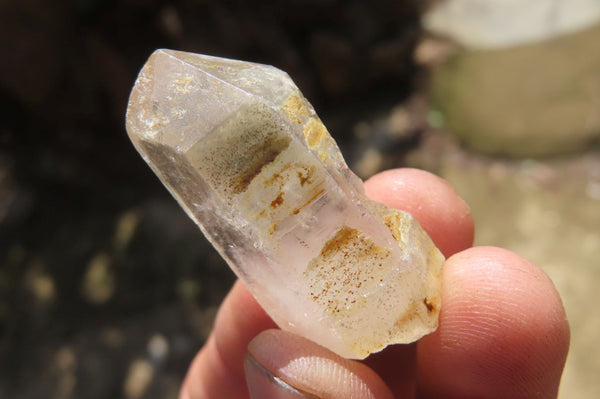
244 330 394 399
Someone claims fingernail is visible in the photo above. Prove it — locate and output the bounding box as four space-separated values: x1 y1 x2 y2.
244 354 319 399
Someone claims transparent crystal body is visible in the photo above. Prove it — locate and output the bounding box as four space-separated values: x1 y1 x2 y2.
126 49 444 359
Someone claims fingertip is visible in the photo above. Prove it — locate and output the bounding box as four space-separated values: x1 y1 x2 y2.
364 168 474 257
417 246 570 399
247 330 394 399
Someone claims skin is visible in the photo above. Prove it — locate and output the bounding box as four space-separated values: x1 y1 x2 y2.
179 168 570 399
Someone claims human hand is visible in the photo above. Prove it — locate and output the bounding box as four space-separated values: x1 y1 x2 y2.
178 168 570 399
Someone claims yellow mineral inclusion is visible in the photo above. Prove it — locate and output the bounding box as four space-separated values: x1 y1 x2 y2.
173 74 195 94
187 102 329 239
303 118 327 148
282 92 310 124
303 118 330 162
305 226 392 316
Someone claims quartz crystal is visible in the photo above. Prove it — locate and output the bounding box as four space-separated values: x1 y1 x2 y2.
126 49 444 359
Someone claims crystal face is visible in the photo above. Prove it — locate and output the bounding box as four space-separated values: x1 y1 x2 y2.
126 49 444 359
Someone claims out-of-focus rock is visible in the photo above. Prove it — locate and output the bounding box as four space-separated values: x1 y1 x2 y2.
424 0 600 50
423 1 600 157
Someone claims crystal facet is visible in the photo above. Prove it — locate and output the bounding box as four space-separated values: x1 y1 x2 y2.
126 49 444 359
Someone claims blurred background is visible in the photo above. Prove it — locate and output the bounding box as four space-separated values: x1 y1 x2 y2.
0 0 598 398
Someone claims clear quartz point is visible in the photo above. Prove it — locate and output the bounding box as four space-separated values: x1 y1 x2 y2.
126 49 444 359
